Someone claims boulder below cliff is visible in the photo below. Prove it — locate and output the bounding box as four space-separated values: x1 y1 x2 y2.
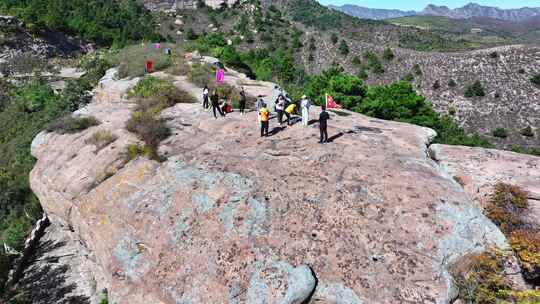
29 69 538 303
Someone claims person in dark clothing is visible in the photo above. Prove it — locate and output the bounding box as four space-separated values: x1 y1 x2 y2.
211 90 225 119
319 105 330 143
239 87 246 115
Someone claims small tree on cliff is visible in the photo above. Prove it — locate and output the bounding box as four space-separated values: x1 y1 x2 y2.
464 81 485 98
382 47 394 61
330 33 338 45
531 73 540 86
339 40 349 56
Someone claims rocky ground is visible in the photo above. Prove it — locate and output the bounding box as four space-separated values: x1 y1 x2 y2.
0 16 83 76
27 66 540 303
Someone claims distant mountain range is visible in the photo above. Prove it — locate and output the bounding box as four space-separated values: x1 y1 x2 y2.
329 2 540 22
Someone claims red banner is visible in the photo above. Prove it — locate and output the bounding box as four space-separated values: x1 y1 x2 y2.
326 94 340 109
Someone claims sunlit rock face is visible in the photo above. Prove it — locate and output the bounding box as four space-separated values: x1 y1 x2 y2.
30 69 518 304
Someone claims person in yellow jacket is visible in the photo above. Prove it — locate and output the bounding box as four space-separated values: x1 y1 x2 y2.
259 103 270 137
284 102 296 126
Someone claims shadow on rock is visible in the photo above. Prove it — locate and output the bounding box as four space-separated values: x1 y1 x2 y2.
17 240 90 304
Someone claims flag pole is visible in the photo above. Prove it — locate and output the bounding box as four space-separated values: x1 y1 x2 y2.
325 93 327 108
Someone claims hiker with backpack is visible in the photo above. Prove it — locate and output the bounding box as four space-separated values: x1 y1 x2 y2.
259 103 270 137
300 95 311 126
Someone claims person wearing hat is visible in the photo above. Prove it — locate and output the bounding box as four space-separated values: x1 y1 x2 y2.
300 95 311 127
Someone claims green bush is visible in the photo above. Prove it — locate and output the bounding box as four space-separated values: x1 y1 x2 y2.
413 64 422 76
448 79 457 87
531 73 540 86
125 143 153 160
85 130 117 153
126 111 170 161
401 73 414 82
11 80 56 112
492 128 508 138
363 50 384 74
338 40 349 56
304 66 365 109
330 33 338 44
464 80 485 97
382 47 394 61
130 76 195 105
46 116 99 134
126 77 193 161
520 126 534 137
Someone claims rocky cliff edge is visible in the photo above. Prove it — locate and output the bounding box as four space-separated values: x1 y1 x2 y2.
29 68 539 303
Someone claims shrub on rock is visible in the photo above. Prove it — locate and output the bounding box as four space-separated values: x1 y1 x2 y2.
520 126 534 137
492 128 508 138
464 80 485 97
46 115 99 134
531 73 540 86
382 47 394 61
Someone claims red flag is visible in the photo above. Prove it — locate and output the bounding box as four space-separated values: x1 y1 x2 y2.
325 94 340 109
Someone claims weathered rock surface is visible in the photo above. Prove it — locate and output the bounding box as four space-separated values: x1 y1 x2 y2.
430 144 540 227
30 69 540 303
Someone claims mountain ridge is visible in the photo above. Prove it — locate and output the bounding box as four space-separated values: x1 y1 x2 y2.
329 2 540 22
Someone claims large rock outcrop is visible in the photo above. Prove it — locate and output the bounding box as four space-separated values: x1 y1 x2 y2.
430 144 540 227
30 69 539 303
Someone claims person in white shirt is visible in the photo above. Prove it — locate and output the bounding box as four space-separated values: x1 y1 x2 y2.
300 95 311 127
202 85 209 109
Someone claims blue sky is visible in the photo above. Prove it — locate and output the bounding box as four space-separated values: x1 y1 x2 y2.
318 1 540 11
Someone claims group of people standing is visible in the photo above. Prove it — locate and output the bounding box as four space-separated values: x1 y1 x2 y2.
202 85 331 143
202 85 247 119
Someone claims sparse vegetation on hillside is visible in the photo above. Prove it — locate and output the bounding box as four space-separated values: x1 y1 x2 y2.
453 183 540 303
531 73 540 86
126 76 195 161
46 115 99 134
464 80 486 97
338 40 349 56
0 0 161 46
0 54 111 298
492 128 508 139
